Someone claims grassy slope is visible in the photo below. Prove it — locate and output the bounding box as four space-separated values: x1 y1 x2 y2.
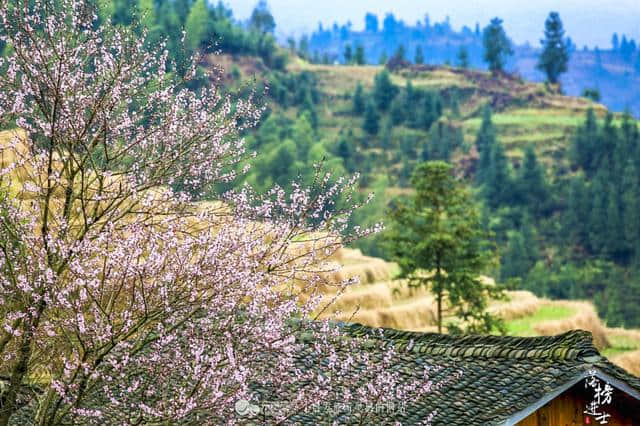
287 61 614 182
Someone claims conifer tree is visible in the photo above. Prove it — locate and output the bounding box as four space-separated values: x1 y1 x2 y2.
475 105 496 182
249 0 276 34
571 108 598 174
373 69 396 110
483 17 513 75
363 98 380 135
415 45 425 64
589 171 609 253
352 82 365 115
184 0 209 52
484 138 511 208
537 12 569 84
519 146 549 215
622 160 640 259
564 175 590 248
457 45 470 68
344 43 353 64
355 44 366 65
386 161 504 334
390 96 405 125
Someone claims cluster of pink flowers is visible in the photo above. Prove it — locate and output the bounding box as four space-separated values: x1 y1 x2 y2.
0 1 448 424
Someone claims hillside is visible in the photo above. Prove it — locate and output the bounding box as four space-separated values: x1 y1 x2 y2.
306 14 640 115
221 51 640 335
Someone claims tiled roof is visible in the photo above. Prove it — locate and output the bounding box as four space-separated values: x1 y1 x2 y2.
8 323 640 425
287 323 640 425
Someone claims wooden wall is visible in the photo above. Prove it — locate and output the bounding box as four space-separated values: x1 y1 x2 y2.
518 380 640 426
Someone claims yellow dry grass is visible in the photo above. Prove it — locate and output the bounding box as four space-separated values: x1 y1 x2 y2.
533 301 610 350
611 350 640 377
333 295 436 330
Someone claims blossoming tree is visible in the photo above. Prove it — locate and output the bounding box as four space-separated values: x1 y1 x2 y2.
0 1 446 424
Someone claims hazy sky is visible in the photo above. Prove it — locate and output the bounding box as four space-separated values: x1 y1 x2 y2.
226 0 640 48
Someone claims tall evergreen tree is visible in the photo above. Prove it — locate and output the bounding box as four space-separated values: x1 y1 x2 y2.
363 98 380 135
457 45 469 69
482 17 514 75
249 0 275 34
571 108 598 174
537 12 569 84
184 0 209 51
343 43 353 64
622 160 640 260
352 82 365 115
519 146 549 215
589 171 609 253
415 45 425 64
386 162 504 334
484 138 511 208
475 105 496 182
564 175 590 248
354 44 366 65
373 69 396 110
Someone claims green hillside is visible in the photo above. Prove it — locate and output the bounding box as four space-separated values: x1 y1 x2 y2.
220 54 640 332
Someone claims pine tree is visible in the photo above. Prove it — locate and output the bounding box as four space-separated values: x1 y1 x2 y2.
249 0 276 34
537 12 569 84
373 69 396 110
589 171 609 254
484 138 511 208
354 44 365 65
519 146 549 215
386 161 504 334
457 46 469 69
606 186 627 261
379 51 388 65
415 45 425 64
501 232 529 280
343 43 353 64
622 160 640 260
352 82 365 115
564 175 590 248
483 17 514 75
475 105 496 182
363 99 380 135
571 108 598 174
381 119 393 150
390 96 405 125
184 0 209 52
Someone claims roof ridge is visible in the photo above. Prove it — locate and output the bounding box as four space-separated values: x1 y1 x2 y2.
340 323 600 361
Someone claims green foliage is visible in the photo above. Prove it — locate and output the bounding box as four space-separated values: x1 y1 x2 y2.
249 0 276 34
517 146 549 215
354 44 366 65
475 105 496 182
184 0 209 51
362 98 380 135
385 161 505 334
352 82 365 115
457 46 469 69
373 70 397 110
414 45 424 65
537 12 569 84
482 17 514 75
483 133 511 208
344 43 353 64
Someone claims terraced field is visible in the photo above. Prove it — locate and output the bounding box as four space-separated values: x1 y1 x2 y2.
321 247 640 376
